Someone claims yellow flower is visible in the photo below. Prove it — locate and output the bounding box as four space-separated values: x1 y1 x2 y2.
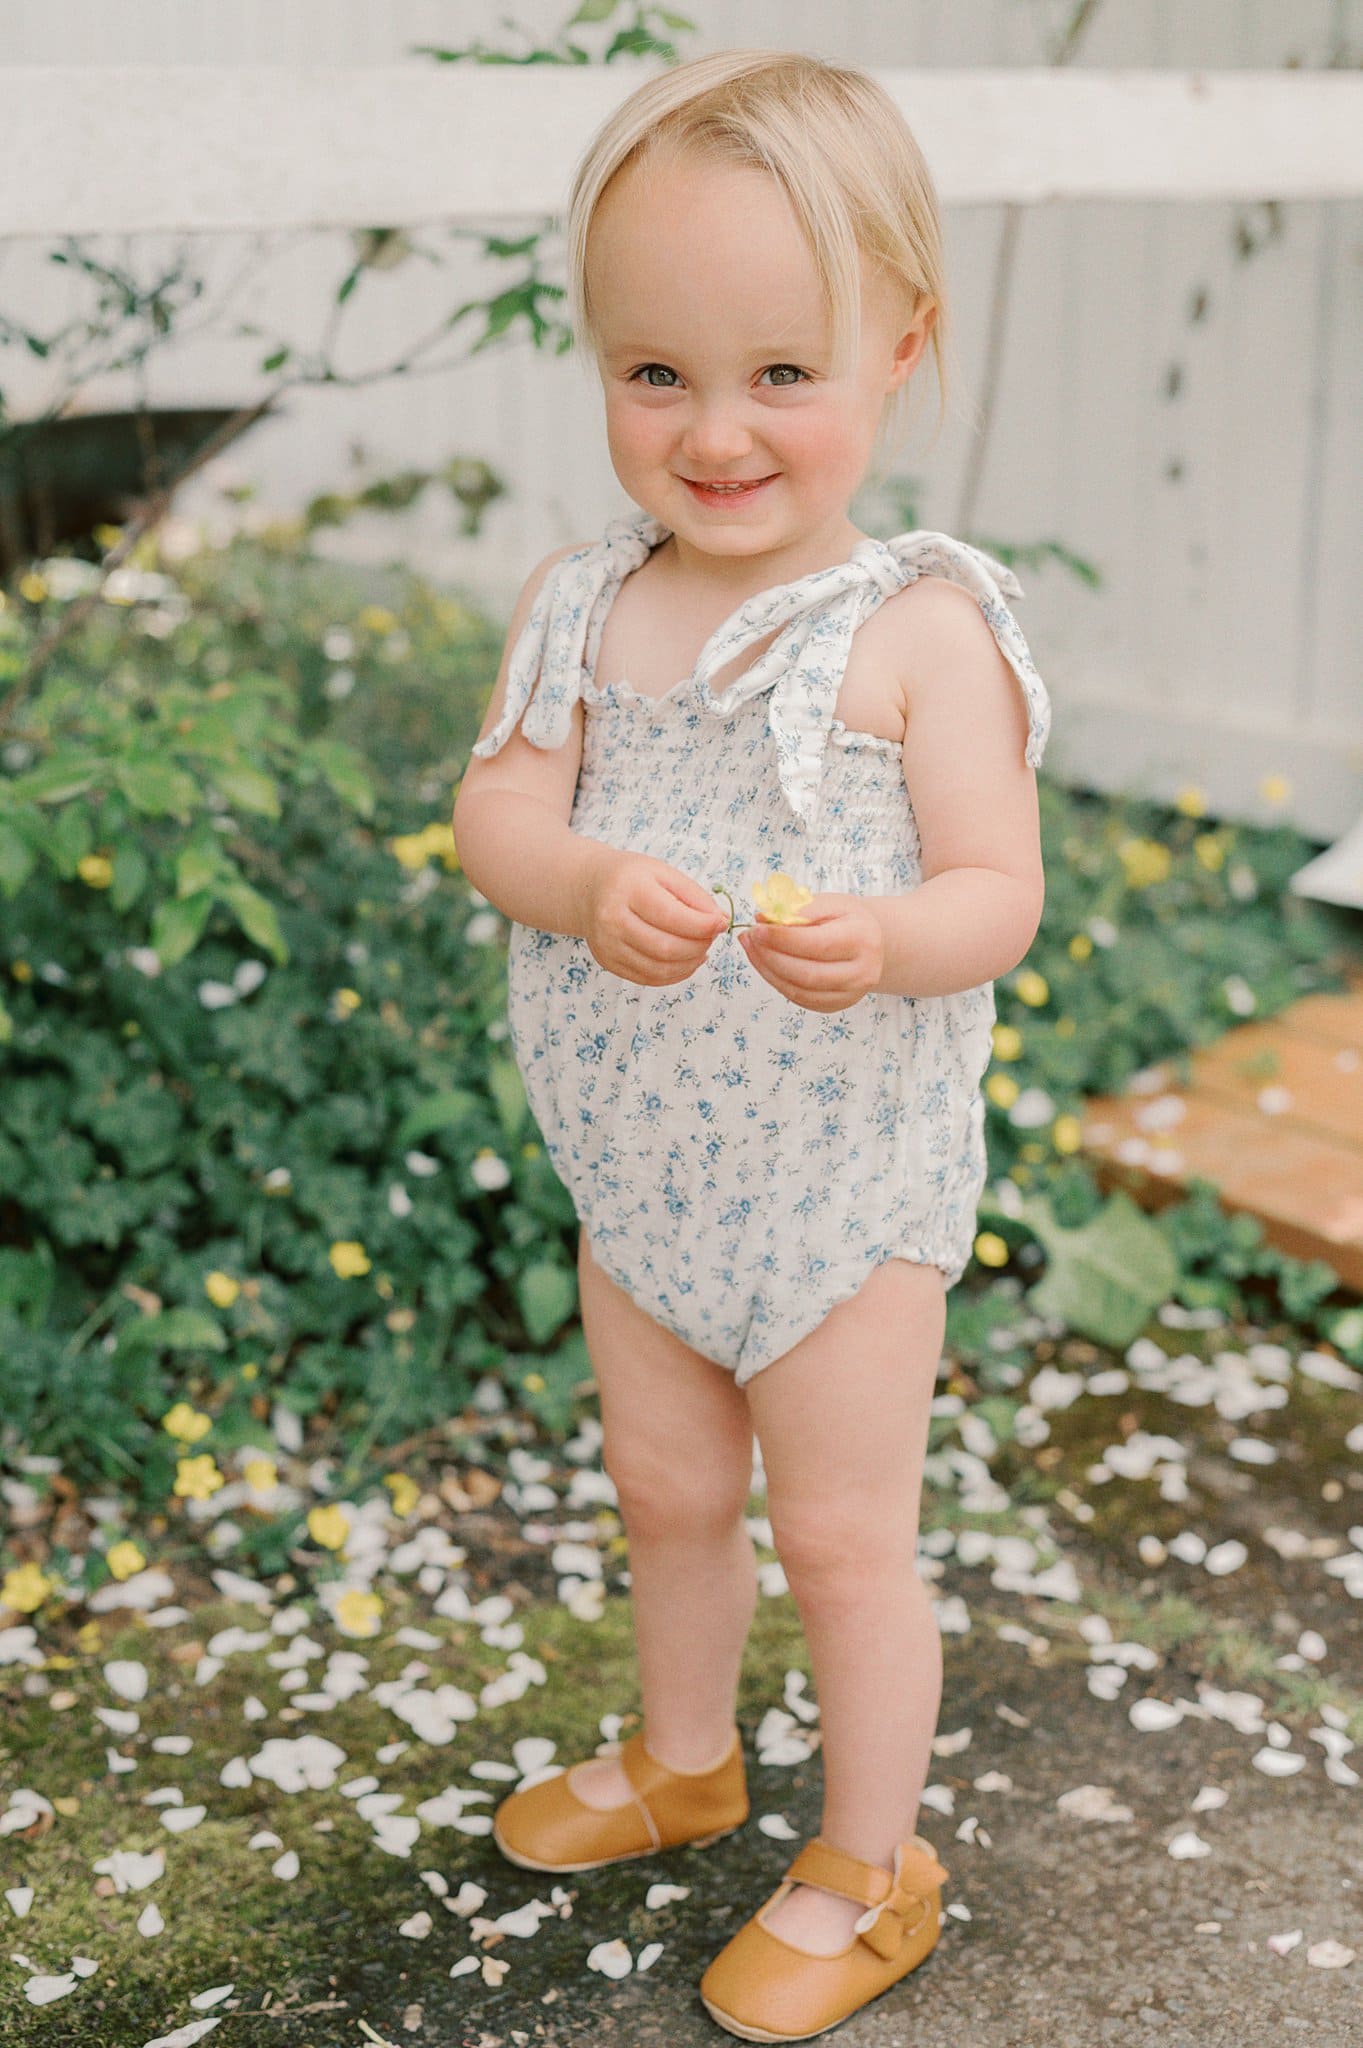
751 872 813 925
986 1073 1020 1109
329 1240 371 1279
204 1271 240 1309
1014 969 1049 1007
162 1401 213 1445
11 959 33 981
241 1361 260 1381
1117 837 1172 890
77 853 114 889
388 831 432 871
335 1588 383 1638
93 522 124 549
243 1457 278 1493
105 1540 146 1581
333 987 362 1014
1259 773 1291 807
174 1454 225 1502
18 571 48 603
991 1023 1023 1062
973 1231 1010 1269
1052 1114 1084 1154
75 1620 103 1654
1175 785 1207 817
307 1503 349 1551
1020 1141 1047 1162
1067 933 1093 962
421 820 459 871
2 1562 54 1613
358 604 399 636
384 1472 420 1518
1194 833 1225 872
522 1371 546 1393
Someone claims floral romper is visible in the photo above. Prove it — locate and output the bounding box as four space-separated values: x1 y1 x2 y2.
470 510 1052 1387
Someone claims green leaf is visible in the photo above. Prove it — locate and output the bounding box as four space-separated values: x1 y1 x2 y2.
515 1260 578 1347
116 756 198 817
394 1088 481 1149
0 1245 54 1327
567 0 619 20
307 739 375 820
486 1056 527 1142
176 828 220 899
151 890 213 966
0 816 35 895
115 1307 228 1355
1017 1188 1180 1350
212 763 280 818
46 799 94 877
9 756 100 805
111 838 149 913
218 878 288 964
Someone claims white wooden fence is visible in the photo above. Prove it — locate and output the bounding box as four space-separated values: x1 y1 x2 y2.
0 0 1359 864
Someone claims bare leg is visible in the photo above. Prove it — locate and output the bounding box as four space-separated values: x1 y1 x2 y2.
743 1258 947 1952
568 1232 759 1810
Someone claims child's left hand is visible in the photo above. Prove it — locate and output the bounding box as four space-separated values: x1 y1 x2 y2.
738 894 885 1012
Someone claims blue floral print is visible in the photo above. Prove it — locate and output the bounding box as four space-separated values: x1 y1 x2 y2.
471 511 1051 1385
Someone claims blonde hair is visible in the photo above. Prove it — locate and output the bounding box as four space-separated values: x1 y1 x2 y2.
564 47 964 479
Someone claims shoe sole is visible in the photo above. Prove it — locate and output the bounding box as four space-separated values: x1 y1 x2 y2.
491 1815 746 1875
699 1930 941 2042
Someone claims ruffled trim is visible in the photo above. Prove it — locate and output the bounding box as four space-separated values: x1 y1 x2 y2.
470 511 1051 829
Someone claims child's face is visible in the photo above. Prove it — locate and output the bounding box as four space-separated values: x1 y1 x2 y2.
587 150 932 555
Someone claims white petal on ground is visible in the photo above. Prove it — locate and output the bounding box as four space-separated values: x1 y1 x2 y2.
1251 1747 1307 1776
448 1957 481 1978
104 1660 150 1702
1203 1540 1249 1576
1056 1777 1129 1826
25 1973 79 2004
1129 1698 1184 1732
152 1736 195 1755
70 1956 99 1977
1305 1940 1355 1968
92 1847 164 1893
493 1900 557 1937
419 1870 449 1897
1267 1929 1304 1955
636 1942 664 1971
757 1814 800 1839
1190 1786 1229 1812
140 2020 223 2048
161 1805 208 1833
1167 1831 1212 1859
398 1911 432 1939
138 1902 166 1935
587 1937 634 1978
189 1987 235 2010
219 1757 252 1789
271 1850 300 1880
6 1886 34 1916
645 1882 691 1910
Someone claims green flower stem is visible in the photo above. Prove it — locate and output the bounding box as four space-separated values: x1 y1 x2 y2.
712 884 757 932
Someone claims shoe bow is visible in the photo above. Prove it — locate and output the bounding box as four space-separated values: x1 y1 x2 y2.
850 1841 948 1959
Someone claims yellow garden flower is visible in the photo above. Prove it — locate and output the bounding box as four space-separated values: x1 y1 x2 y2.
388 831 432 871
329 1240 371 1279
358 604 399 636
2 1562 54 1613
751 872 813 925
77 853 114 889
1117 837 1172 890
335 1588 383 1638
1014 969 1049 1007
1259 773 1291 807
1194 833 1225 872
1067 933 1093 962
986 1073 1020 1109
240 1361 260 1381
383 1472 420 1518
1052 1114 1084 1154
307 1503 349 1551
105 1541 146 1581
1174 785 1207 817
243 1457 278 1493
18 571 48 603
11 959 33 981
173 1454 225 1502
332 987 362 1015
204 1271 240 1309
973 1231 1010 1269
991 1023 1023 1062
162 1402 213 1445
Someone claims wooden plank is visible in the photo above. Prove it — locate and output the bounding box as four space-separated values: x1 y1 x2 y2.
3 68 1363 238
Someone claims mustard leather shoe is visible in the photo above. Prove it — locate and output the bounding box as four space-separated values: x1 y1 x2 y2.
698 1833 948 2042
491 1725 748 1874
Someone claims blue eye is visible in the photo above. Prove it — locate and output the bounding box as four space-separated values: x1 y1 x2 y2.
629 364 810 388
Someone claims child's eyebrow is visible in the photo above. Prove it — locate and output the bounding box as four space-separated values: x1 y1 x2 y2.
601 339 825 361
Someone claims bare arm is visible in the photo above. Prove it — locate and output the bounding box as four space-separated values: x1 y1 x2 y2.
451 541 615 938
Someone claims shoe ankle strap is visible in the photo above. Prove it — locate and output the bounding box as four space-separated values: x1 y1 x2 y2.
783 1836 948 1956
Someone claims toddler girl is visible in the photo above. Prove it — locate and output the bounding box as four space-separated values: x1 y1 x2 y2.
452 45 1050 2042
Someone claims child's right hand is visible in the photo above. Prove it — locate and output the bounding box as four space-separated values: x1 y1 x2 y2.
581 848 730 986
